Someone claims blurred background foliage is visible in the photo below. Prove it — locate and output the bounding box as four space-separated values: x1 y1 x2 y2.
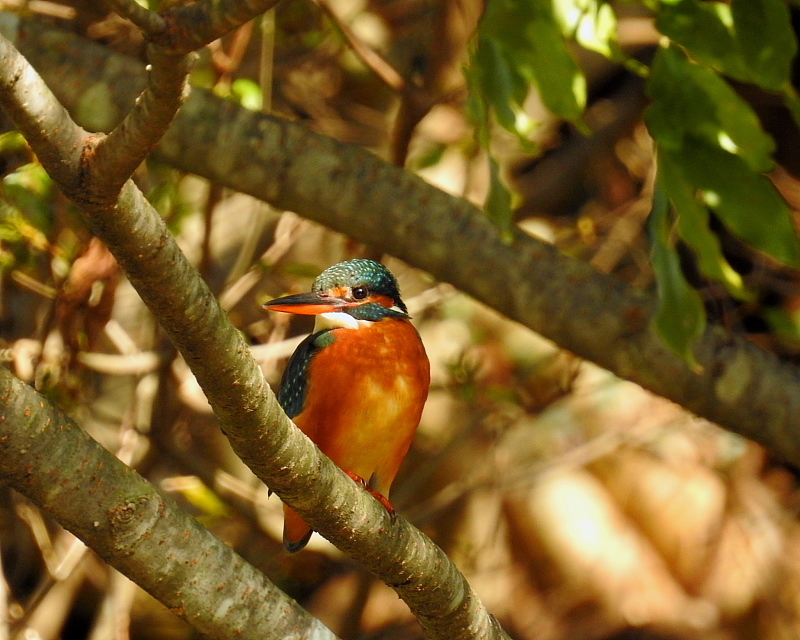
3 0 800 639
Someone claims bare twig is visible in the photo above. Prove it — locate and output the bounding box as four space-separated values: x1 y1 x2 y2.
199 182 223 281
86 570 137 640
89 45 191 200
104 0 166 37
209 20 255 82
160 0 284 54
0 547 8 640
314 0 405 92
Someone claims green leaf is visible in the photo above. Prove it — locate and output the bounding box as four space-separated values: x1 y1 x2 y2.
470 36 527 133
656 0 798 94
472 0 586 124
230 79 263 111
656 0 751 81
410 141 447 171
553 0 618 59
672 136 800 267
0 131 27 155
485 156 514 241
525 10 587 121
782 84 800 131
731 0 797 92
657 151 751 300
2 162 56 231
646 46 775 171
649 188 706 369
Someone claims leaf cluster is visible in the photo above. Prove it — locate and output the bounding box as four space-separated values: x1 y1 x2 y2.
466 0 800 363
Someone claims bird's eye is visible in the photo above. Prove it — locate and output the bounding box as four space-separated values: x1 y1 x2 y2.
352 286 369 300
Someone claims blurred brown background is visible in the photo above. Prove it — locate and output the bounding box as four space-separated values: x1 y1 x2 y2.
3 0 800 639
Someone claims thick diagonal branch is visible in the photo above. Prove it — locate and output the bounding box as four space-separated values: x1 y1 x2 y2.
0 367 337 640
0 29 509 640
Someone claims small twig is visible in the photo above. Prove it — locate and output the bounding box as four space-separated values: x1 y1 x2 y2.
9 270 56 298
161 0 284 54
314 0 405 92
590 163 656 275
86 570 137 640
199 182 223 281
0 547 8 640
210 20 255 83
260 10 275 111
219 211 307 311
76 351 161 376
310 0 441 166
337 572 373 640
12 546 89 640
0 0 75 19
104 0 166 37
89 45 191 200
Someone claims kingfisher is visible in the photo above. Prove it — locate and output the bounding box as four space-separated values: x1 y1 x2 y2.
264 259 430 552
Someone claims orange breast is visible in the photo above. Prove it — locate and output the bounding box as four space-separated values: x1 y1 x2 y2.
294 317 430 496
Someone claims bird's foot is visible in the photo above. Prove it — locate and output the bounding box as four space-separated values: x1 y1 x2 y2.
345 471 395 516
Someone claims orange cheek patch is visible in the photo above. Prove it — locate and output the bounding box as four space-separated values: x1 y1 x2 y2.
365 294 395 309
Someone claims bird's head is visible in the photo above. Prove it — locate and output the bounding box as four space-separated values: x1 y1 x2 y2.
264 259 409 322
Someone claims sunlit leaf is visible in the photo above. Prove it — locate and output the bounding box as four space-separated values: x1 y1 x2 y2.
656 0 751 81
231 79 263 112
657 151 750 300
2 162 56 231
649 189 705 369
646 46 775 171
525 9 586 121
657 0 798 94
410 141 447 171
0 131 27 155
554 0 618 59
164 476 230 520
672 136 800 268
470 0 586 125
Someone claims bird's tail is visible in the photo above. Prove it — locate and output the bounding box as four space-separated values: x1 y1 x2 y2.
283 505 313 553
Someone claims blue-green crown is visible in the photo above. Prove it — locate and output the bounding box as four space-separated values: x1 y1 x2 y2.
313 259 407 313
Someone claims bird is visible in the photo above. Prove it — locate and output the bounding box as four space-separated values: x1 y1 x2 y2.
263 259 430 552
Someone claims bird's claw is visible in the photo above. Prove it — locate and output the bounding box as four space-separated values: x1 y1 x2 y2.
345 470 396 515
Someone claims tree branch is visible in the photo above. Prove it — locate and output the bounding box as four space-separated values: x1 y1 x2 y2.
0 366 337 640
104 0 166 37
88 44 191 200
13 18 800 468
159 0 284 54
0 23 509 640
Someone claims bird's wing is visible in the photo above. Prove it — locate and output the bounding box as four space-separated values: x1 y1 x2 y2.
277 329 335 418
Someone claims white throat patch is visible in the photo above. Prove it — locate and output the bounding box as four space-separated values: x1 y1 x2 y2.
314 311 372 331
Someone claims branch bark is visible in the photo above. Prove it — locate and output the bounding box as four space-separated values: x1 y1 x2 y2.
0 366 336 640
0 17 509 640
12 19 800 467
89 43 190 199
